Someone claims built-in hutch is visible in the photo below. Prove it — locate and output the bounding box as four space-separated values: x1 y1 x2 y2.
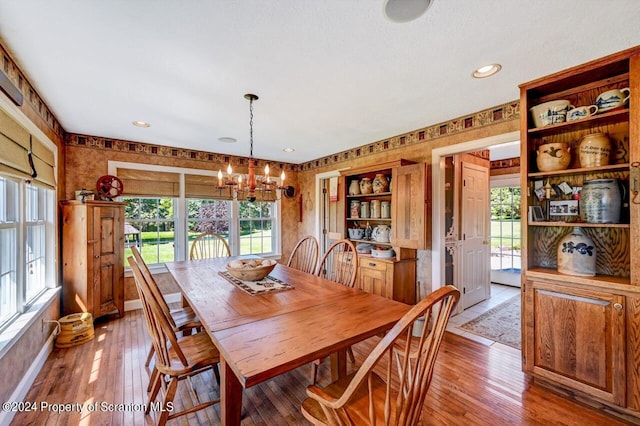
340 160 427 304
520 46 640 420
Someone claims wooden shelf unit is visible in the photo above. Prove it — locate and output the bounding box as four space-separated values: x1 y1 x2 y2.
519 46 640 420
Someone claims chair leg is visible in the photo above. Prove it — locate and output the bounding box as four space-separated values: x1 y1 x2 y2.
158 377 178 426
147 366 159 393
146 371 162 414
145 345 155 367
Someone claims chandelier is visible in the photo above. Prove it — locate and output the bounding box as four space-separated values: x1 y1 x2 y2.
215 93 287 201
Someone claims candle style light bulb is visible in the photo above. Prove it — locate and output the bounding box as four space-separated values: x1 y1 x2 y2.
238 174 243 189
218 169 223 186
227 163 232 175
280 170 285 183
265 163 270 176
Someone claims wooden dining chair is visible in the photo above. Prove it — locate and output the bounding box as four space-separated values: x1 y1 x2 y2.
287 234 319 274
311 239 358 383
130 247 203 389
189 231 231 260
129 256 221 426
301 285 460 426
315 239 358 288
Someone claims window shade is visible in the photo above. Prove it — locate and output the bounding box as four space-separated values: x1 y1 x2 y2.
30 136 56 188
185 174 233 200
117 168 179 197
0 108 56 187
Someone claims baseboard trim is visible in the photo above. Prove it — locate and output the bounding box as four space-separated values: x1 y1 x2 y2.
0 331 55 426
124 292 182 312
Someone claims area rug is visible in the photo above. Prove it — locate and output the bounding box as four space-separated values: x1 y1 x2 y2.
459 295 521 349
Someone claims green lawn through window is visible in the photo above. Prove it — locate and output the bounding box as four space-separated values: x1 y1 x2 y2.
124 229 273 265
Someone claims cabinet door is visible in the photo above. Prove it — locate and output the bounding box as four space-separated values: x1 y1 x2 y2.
392 163 425 249
359 260 391 299
92 206 124 317
524 280 626 405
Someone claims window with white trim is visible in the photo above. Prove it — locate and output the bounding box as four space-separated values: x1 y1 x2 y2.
0 177 54 330
114 162 282 267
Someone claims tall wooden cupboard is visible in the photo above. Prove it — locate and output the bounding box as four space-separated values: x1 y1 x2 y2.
340 159 427 304
520 46 640 420
61 200 125 319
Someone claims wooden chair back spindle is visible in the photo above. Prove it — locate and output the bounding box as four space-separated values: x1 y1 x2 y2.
315 239 358 288
287 235 319 274
189 231 231 260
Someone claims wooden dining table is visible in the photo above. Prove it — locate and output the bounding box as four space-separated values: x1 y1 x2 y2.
166 256 411 426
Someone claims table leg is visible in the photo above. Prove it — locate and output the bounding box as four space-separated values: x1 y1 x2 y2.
220 357 243 426
330 348 347 382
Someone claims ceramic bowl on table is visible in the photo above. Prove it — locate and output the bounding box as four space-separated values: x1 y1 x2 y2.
226 258 276 281
529 100 574 128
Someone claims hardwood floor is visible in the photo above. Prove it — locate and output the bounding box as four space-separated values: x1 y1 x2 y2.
11 307 628 425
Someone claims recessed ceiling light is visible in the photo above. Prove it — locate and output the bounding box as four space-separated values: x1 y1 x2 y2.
472 64 502 78
383 0 433 23
132 121 151 127
218 137 237 143
283 147 295 153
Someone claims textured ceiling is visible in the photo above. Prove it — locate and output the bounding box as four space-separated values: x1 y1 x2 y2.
0 1 639 164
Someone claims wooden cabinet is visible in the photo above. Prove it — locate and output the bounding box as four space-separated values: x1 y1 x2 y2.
392 162 427 250
357 257 416 304
523 278 626 405
520 46 640 418
341 160 423 304
61 200 125 319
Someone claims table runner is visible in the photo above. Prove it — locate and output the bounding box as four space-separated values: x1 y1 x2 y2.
218 271 294 295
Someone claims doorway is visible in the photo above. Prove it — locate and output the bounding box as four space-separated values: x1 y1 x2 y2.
490 174 521 287
432 131 520 311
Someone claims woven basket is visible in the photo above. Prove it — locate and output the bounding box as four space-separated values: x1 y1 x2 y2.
55 313 95 349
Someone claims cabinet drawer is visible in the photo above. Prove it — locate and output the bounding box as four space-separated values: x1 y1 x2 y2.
359 259 388 272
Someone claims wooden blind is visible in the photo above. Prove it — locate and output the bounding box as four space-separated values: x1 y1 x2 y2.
31 135 56 188
0 108 56 187
185 174 233 200
116 168 179 197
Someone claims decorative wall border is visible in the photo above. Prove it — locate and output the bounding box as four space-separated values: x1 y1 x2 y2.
490 157 521 170
299 101 520 171
65 133 298 172
0 44 64 140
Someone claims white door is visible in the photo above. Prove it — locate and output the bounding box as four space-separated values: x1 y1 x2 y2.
460 161 490 308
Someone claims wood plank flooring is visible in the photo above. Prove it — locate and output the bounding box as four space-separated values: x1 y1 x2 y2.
10 307 629 425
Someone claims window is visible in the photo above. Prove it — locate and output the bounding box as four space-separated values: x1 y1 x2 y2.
0 177 18 326
0 177 54 330
187 199 230 256
239 201 274 255
123 197 176 265
25 185 52 301
114 162 282 267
